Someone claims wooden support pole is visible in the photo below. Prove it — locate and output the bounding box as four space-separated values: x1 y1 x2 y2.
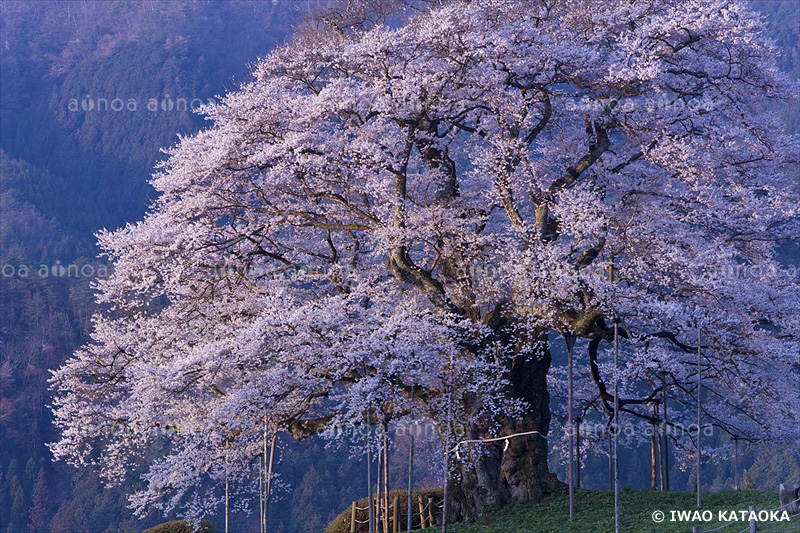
427 497 434 527
650 419 658 491
608 428 613 490
375 493 380 533
734 436 740 491
575 417 581 491
566 333 576 520
613 318 621 533
350 502 357 533
662 374 670 492
656 418 664 492
407 386 415 533
376 442 382 532
264 432 277 533
367 410 375 533
383 431 390 533
225 440 230 533
418 496 426 528
393 495 399 533
259 432 264 533
697 323 702 510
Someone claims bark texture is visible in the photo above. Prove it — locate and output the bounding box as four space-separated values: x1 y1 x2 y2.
448 314 562 521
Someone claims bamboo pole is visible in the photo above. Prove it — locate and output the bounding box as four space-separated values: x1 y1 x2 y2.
351 501 357 533
418 496 426 528
427 497 434 528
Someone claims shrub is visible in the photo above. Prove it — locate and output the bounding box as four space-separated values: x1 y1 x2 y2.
142 520 214 533
326 489 444 533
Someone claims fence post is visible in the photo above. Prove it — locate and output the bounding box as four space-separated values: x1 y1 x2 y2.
418 496 426 528
749 505 757 533
427 496 435 526
350 501 356 533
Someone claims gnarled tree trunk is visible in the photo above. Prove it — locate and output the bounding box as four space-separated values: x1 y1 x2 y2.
448 318 562 521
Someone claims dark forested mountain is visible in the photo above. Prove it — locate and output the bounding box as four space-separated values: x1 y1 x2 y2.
0 2 303 531
0 0 302 235
0 1 797 532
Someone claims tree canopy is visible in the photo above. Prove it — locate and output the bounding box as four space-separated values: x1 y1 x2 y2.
50 0 800 521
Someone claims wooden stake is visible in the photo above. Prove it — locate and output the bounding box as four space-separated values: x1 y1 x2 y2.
350 501 357 533
418 496 426 528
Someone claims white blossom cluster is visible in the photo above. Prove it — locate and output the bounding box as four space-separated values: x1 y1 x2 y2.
50 0 800 521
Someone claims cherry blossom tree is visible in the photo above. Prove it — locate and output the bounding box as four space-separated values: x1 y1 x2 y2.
51 0 800 523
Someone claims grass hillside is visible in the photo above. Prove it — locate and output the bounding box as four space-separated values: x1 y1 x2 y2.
410 489 797 533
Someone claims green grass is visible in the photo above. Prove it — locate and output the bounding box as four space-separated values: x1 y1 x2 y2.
417 489 798 533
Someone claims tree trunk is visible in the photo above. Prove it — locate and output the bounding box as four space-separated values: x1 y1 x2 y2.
447 321 562 522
